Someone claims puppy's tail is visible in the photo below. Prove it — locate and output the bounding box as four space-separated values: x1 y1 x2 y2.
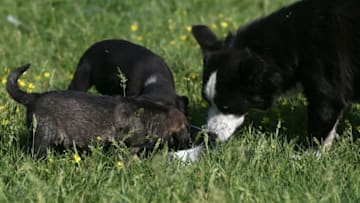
6 64 36 106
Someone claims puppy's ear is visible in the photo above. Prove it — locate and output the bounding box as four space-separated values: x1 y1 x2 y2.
175 95 189 116
191 25 223 55
224 32 235 46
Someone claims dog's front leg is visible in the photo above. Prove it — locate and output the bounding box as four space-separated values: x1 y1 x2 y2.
307 98 344 152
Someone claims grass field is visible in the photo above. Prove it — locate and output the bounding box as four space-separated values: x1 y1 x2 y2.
1 0 360 202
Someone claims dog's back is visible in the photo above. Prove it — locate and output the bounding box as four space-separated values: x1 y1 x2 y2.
68 39 188 113
232 0 360 100
69 40 175 98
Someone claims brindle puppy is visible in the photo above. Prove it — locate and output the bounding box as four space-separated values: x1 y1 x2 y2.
7 64 192 156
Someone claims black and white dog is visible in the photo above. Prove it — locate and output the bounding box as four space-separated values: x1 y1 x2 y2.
68 39 188 114
7 64 192 157
188 0 360 155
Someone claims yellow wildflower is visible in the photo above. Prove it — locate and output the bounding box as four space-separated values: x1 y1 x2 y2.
1 77 6 85
0 106 5 111
96 136 102 141
180 35 187 41
220 21 228 28
200 100 208 108
218 13 224 19
170 40 176 45
189 72 198 81
18 79 26 87
73 153 81 164
116 161 124 170
131 24 138 32
186 26 192 32
211 23 218 30
43 72 50 78
27 82 35 91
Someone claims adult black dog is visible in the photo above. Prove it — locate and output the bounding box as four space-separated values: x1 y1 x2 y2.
7 64 192 157
191 0 360 151
68 39 188 114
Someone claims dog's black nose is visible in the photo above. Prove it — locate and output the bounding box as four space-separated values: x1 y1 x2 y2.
206 131 218 143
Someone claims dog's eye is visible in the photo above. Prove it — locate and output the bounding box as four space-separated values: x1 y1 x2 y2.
219 105 229 111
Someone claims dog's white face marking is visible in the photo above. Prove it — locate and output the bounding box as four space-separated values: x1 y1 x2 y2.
204 71 217 104
144 75 158 87
168 145 204 163
206 106 245 142
203 71 245 141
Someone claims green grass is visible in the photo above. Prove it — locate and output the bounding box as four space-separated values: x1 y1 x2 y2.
1 0 359 202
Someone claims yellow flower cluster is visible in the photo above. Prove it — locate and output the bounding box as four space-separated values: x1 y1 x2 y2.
186 26 191 32
1 77 6 85
220 21 228 28
73 153 81 164
1 68 55 94
43 71 50 78
130 23 138 32
184 72 199 82
116 161 124 170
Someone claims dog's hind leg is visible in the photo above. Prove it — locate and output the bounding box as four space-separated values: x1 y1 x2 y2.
68 59 92 91
29 117 62 158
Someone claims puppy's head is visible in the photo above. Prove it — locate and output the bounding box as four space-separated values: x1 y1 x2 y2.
114 97 193 151
192 25 283 140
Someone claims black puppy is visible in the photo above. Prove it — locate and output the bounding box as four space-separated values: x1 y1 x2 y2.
68 39 188 114
7 64 192 156
191 0 360 151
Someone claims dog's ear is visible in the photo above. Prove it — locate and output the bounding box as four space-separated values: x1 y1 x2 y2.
191 25 223 55
175 95 189 116
224 32 234 46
